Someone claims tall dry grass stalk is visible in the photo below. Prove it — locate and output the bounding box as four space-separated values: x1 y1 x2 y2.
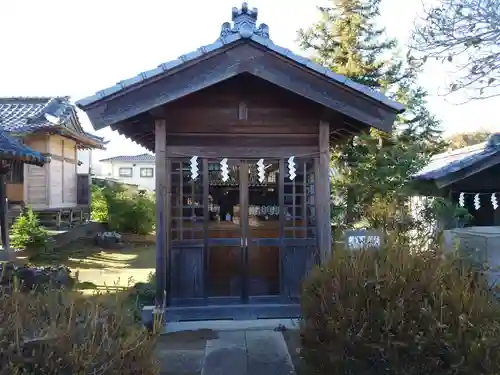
0 281 162 375
301 245 500 375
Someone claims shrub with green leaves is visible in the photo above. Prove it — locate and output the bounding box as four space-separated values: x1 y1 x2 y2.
10 208 49 251
91 183 155 234
300 246 500 375
90 184 108 222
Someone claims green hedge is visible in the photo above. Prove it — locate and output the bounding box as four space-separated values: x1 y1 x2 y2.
91 184 155 235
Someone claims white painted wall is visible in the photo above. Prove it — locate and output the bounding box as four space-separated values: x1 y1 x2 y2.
100 161 156 191
77 149 92 174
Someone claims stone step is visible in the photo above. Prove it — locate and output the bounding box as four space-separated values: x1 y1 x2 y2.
246 331 296 375
201 330 296 375
202 331 247 375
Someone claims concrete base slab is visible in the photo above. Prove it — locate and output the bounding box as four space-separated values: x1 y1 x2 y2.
202 331 247 375
163 319 300 334
156 349 205 374
246 331 296 375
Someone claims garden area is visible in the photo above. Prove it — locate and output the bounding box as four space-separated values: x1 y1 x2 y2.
8 182 157 288
0 181 163 374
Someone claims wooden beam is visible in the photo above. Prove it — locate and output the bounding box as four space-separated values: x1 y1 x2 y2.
317 120 332 262
166 145 318 159
155 119 168 307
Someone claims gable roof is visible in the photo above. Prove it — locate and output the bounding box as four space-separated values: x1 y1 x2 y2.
76 3 404 131
100 153 155 163
0 130 48 166
412 133 500 186
0 97 107 149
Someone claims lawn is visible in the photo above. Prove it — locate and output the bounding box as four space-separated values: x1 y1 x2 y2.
15 237 156 290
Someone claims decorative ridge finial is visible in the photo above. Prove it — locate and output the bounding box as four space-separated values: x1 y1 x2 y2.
486 133 500 149
220 2 270 40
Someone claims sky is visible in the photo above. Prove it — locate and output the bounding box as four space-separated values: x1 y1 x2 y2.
1 0 498 163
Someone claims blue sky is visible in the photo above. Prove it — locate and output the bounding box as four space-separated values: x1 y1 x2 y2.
1 0 498 162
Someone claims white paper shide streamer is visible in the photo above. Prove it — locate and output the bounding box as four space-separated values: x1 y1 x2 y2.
257 159 265 183
288 156 296 181
220 158 229 182
474 193 481 210
458 191 500 210
458 192 465 207
492 193 498 210
190 156 199 180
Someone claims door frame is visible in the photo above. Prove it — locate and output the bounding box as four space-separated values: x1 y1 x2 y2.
169 157 315 306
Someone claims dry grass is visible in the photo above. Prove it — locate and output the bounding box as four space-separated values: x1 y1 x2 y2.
0 283 163 375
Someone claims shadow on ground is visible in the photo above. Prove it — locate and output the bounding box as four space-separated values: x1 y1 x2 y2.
17 237 156 288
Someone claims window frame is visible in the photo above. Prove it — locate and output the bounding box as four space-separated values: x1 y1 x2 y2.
118 167 133 177
140 167 154 178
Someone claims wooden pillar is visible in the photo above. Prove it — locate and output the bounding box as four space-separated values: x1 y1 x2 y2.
0 171 9 255
317 120 332 262
155 119 169 306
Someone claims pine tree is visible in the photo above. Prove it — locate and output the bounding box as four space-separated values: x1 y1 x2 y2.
298 0 446 232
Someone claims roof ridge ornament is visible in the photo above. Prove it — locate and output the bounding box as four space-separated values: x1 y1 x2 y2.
486 133 500 149
220 2 270 40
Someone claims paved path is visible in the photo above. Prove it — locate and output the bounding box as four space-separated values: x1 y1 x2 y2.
158 330 296 375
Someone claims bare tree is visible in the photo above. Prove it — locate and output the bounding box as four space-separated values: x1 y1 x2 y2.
411 0 500 100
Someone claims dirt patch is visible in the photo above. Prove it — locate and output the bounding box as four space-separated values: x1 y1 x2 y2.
282 330 310 375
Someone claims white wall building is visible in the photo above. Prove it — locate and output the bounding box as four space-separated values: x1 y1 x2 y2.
99 153 155 191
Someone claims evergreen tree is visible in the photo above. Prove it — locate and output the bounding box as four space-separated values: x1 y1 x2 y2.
298 0 446 233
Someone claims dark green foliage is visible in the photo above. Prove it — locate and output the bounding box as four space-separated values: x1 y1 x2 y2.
91 183 156 235
131 272 156 308
10 207 50 251
298 0 447 236
300 246 500 375
90 184 108 222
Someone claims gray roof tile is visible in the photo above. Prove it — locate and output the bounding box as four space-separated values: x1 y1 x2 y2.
413 134 500 181
76 2 404 113
100 153 155 163
0 97 105 145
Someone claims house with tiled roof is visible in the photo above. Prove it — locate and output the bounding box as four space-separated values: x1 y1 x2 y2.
0 96 106 223
99 153 155 191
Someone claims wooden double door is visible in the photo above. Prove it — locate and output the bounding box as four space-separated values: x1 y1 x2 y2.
169 158 317 305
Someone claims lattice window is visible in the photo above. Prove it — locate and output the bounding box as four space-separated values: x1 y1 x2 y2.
6 160 24 184
170 159 205 242
284 158 316 239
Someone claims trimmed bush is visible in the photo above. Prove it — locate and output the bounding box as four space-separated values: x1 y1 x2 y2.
90 184 108 222
92 184 155 235
0 283 162 375
10 208 50 251
300 246 500 375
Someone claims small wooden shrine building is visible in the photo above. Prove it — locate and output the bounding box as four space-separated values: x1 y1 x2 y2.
413 133 500 227
77 3 404 320
0 97 106 226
